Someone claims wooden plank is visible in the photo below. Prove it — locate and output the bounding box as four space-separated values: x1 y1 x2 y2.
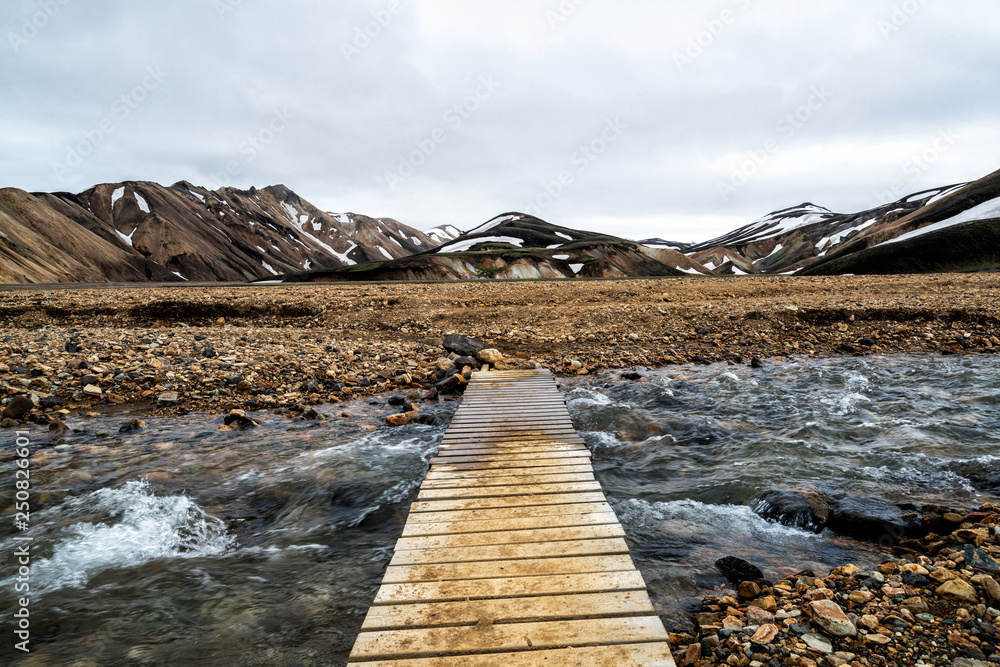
373 569 650 605
434 445 589 457
389 537 630 565
427 451 592 465
382 554 636 584
348 641 676 666
420 472 595 489
424 464 595 481
394 524 625 551
418 481 603 501
401 511 617 537
410 491 608 512
427 459 595 473
350 616 668 659
360 590 654 630
402 502 614 525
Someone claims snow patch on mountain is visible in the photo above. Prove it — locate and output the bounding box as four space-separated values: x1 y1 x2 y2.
437 236 525 253
880 195 1000 246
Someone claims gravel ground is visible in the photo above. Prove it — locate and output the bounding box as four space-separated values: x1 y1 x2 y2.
1 274 999 420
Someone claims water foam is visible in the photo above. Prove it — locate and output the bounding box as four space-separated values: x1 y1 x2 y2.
26 480 235 592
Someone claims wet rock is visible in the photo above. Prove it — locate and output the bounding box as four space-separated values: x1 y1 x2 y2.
1 418 18 428
826 495 919 544
965 545 1000 573
435 374 465 395
715 556 765 584
3 395 35 420
47 420 69 441
806 600 856 637
750 357 764 368
157 391 179 407
754 489 828 532
388 395 407 407
386 414 409 427
477 349 504 365
119 419 148 434
443 334 485 358
224 409 260 429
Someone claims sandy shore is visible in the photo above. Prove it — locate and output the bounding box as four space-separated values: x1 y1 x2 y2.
1 274 999 418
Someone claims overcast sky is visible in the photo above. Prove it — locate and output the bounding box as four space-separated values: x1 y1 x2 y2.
2 1 997 242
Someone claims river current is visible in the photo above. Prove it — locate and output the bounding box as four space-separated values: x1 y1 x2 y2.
2 354 998 665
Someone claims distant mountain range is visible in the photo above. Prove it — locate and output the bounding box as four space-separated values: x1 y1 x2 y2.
1 166 997 284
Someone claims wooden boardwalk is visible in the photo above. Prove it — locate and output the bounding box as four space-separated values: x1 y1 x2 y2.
348 369 676 666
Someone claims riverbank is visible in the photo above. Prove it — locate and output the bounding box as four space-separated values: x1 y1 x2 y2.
2 274 999 421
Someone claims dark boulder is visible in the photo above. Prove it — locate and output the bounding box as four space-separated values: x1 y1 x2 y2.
452 356 482 371
3 395 35 420
443 334 485 358
826 496 922 545
753 490 829 533
714 556 765 585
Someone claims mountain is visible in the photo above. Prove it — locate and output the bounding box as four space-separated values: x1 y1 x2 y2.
424 224 463 245
684 167 1000 276
284 213 709 282
0 181 438 283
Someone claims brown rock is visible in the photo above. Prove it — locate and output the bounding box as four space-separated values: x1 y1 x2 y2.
806 600 857 637
386 414 409 427
745 605 775 626
935 579 978 603
751 623 780 645
750 595 778 613
2 395 35 420
738 581 761 600
863 633 891 645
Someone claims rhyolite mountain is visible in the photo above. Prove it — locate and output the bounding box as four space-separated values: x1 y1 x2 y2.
283 213 712 282
0 181 439 283
683 167 1000 276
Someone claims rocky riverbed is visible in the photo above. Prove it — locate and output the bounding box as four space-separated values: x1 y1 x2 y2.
670 504 1000 667
2 274 999 423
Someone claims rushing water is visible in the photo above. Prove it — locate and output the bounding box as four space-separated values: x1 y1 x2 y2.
1 354 999 665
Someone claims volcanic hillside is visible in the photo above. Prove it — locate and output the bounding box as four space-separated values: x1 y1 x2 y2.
0 181 438 283
285 213 712 282
684 167 1000 276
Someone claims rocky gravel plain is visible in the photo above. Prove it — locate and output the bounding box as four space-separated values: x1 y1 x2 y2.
1 274 998 424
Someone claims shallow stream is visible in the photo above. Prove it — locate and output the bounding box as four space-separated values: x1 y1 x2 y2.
1 354 998 665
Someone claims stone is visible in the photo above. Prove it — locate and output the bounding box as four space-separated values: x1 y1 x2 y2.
754 489 828 531
224 409 260 429
443 334 485 358
83 384 103 396
745 605 774 626
386 414 409 427
749 596 777 614
826 496 919 544
863 634 891 645
935 579 978 604
859 614 879 630
965 545 1000 573
979 575 1000 605
801 632 833 654
2 395 35 420
118 419 147 434
750 624 779 645
477 349 504 364
715 556 765 585
806 600 856 637
738 581 761 600
157 391 179 407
